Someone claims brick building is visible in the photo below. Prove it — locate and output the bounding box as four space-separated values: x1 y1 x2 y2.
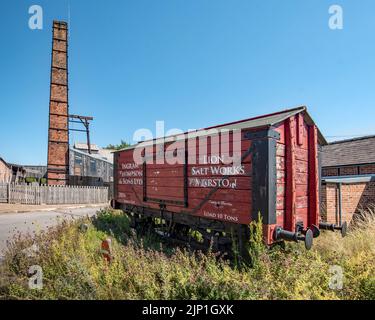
0 158 31 184
0 157 12 184
321 136 375 224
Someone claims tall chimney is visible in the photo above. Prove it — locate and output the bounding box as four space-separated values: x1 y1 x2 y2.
47 21 69 185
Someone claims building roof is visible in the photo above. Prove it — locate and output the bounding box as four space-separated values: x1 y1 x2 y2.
70 147 113 164
74 142 100 152
322 135 375 167
117 106 327 152
7 163 26 173
97 148 115 162
0 157 11 168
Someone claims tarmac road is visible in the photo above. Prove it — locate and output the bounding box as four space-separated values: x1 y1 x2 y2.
0 206 105 257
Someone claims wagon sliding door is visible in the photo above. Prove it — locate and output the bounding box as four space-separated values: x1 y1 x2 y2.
143 141 188 207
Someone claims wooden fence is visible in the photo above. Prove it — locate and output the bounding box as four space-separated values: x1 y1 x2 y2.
0 184 109 205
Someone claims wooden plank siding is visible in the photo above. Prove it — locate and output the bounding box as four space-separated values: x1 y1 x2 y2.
117 131 253 225
114 107 325 244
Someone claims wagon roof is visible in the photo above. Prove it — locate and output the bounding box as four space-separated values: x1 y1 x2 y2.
116 106 326 151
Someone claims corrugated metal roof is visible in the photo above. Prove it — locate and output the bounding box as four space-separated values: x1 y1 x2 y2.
74 142 100 151
97 149 114 162
70 147 113 164
117 106 326 151
322 135 375 167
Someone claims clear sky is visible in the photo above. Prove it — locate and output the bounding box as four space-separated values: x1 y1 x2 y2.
0 0 374 165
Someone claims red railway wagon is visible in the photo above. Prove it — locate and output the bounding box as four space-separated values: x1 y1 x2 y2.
112 106 330 250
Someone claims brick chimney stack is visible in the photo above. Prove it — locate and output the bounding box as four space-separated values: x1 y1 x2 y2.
47 21 69 185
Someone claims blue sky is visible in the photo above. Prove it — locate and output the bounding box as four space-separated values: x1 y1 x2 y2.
0 0 374 165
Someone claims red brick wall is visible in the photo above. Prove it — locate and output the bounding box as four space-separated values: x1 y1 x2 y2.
360 164 375 175
0 161 12 184
340 166 358 176
322 182 375 224
322 163 375 177
322 167 339 177
321 183 337 223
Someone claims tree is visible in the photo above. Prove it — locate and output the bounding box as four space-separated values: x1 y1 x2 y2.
104 140 131 151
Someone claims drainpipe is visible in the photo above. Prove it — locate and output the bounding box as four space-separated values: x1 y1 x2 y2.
335 184 339 225
319 181 347 237
338 182 342 226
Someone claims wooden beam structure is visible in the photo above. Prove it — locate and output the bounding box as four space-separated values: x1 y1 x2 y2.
69 115 94 154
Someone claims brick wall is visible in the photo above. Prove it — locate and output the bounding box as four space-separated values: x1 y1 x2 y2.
322 167 339 177
322 163 375 177
340 166 358 176
322 182 375 224
0 161 12 184
360 164 375 175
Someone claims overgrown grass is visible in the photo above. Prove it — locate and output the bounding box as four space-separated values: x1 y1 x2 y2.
0 208 374 300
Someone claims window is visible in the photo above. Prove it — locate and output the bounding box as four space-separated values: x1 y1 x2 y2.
74 154 83 176
90 159 97 175
75 154 83 166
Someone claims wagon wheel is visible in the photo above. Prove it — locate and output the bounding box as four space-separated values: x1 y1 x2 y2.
170 223 190 241
129 213 137 229
135 217 154 235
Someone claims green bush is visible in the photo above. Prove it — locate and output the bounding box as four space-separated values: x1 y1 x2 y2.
0 208 374 300
25 177 36 184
